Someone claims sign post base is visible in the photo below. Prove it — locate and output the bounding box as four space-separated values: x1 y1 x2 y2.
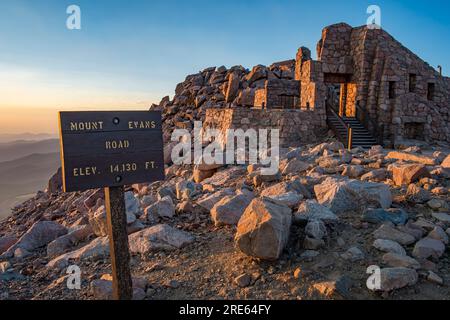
104 186 133 300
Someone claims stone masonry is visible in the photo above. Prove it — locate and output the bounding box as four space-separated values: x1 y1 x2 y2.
204 108 325 148
315 23 450 144
203 23 449 147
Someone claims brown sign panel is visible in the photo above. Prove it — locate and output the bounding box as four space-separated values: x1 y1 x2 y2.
58 111 165 192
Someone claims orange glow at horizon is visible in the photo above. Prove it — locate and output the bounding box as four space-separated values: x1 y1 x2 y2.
0 64 162 134
0 105 154 135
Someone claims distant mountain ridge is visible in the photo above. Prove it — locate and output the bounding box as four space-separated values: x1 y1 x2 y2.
0 137 60 219
0 152 60 219
0 133 57 143
0 138 59 162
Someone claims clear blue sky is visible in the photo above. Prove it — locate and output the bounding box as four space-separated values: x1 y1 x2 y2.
0 0 449 133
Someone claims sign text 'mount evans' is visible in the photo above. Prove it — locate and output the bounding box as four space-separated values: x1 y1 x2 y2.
59 111 165 192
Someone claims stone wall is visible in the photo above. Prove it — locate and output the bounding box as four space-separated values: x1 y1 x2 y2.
313 23 450 144
317 23 354 75
253 88 266 108
297 59 327 120
204 108 326 147
392 93 449 142
254 79 300 108
203 108 234 132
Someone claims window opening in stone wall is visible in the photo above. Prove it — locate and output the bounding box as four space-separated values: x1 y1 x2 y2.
389 81 396 99
278 95 296 109
409 74 417 93
427 83 435 101
404 122 425 140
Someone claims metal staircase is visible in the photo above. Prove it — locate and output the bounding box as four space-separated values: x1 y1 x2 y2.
326 103 382 149
328 115 378 149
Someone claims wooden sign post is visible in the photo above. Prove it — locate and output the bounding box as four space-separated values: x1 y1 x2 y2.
58 111 165 300
104 186 133 300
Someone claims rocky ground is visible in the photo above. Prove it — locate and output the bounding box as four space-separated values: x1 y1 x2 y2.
1 136 449 300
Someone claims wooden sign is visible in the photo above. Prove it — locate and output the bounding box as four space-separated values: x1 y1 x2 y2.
58 111 165 192
58 110 166 300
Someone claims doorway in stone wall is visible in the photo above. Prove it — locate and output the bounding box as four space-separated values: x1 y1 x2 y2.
323 73 356 118
326 84 341 113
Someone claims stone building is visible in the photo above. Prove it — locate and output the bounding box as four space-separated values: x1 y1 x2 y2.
205 23 450 148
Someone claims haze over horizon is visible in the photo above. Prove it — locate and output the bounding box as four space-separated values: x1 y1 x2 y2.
1 0 449 135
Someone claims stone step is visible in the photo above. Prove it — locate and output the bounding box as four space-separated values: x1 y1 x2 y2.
327 113 378 148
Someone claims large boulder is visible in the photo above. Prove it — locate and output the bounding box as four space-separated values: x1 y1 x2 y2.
361 169 387 182
47 237 110 269
406 184 431 203
392 164 430 186
196 188 235 212
1 221 67 259
314 177 392 214
261 180 311 199
294 200 338 223
236 88 255 106
144 196 175 220
317 156 342 169
245 65 268 84
341 246 365 262
83 189 104 211
91 277 148 300
369 268 418 292
428 227 449 244
441 154 450 169
211 191 254 226
175 180 197 199
310 141 345 155
225 71 240 103
47 225 93 258
412 237 446 259
362 208 408 226
201 167 246 187
432 212 450 224
0 236 17 255
235 197 292 260
124 192 143 217
305 220 327 240
382 253 420 270
193 166 216 183
89 205 141 237
164 142 177 165
281 159 309 176
89 206 109 237
140 194 157 208
128 224 194 255
252 172 281 187
373 224 416 246
386 151 436 165
341 165 365 178
373 239 406 256
267 192 303 209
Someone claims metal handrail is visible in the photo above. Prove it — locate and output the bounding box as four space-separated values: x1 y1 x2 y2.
328 103 348 129
326 103 352 148
355 104 384 146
